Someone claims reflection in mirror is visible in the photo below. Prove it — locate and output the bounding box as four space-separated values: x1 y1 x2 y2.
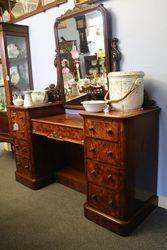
57 10 108 103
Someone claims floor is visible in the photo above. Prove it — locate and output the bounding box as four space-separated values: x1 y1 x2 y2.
0 151 167 250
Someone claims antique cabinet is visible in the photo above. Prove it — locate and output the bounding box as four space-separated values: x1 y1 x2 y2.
9 103 65 189
0 23 33 142
8 3 160 236
81 109 160 235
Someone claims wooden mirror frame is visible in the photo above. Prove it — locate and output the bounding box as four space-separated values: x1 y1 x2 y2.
54 3 121 109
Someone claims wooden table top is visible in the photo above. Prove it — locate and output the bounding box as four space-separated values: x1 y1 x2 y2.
31 113 84 129
80 107 160 119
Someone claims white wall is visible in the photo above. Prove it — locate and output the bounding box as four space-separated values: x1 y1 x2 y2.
18 0 167 195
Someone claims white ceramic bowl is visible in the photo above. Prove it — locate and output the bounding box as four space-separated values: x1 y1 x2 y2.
81 100 107 112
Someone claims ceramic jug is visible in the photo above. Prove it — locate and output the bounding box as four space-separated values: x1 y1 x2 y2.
24 91 33 108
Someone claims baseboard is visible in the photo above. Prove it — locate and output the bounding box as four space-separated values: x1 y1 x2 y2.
158 196 167 209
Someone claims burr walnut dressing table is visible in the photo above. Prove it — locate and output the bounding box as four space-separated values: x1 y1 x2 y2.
8 4 160 236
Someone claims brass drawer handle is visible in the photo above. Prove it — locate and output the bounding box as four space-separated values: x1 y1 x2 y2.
91 194 97 200
106 129 113 134
88 127 94 132
48 132 63 141
108 200 113 206
108 174 112 180
90 170 96 175
25 165 29 169
107 151 113 157
90 147 96 153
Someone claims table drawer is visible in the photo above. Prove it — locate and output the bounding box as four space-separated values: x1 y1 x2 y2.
88 183 120 218
85 118 119 141
85 138 120 165
15 156 32 178
14 139 31 158
10 110 28 139
32 121 84 144
86 159 124 190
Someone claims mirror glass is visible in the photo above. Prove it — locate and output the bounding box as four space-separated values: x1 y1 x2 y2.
57 10 108 104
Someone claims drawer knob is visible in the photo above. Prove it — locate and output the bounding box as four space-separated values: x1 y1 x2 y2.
91 194 97 200
25 165 29 169
88 127 94 132
90 147 96 153
106 129 113 134
107 151 113 157
108 200 113 206
90 170 96 175
108 174 112 180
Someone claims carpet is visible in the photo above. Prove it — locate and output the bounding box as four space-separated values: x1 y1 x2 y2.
0 152 167 250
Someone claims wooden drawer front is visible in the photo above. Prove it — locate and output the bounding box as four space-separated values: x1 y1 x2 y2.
15 156 32 178
14 139 31 158
88 183 120 217
85 119 119 141
10 110 28 139
86 160 124 190
85 138 120 165
32 121 84 144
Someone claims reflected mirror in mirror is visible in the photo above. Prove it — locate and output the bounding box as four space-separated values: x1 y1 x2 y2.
57 10 108 103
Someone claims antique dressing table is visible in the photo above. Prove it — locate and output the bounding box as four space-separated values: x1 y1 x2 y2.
8 4 160 236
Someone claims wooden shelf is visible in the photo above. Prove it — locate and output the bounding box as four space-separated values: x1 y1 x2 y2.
55 167 86 194
0 133 12 143
8 57 27 64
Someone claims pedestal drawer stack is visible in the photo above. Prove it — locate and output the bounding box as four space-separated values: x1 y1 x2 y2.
10 109 33 181
81 109 160 236
9 103 65 189
84 117 125 219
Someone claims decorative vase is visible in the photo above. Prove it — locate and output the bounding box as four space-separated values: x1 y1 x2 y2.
108 71 145 112
71 82 80 96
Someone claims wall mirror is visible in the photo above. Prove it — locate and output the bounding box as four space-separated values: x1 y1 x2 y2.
54 4 119 108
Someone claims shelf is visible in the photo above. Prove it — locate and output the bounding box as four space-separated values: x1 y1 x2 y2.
0 133 12 143
55 167 86 194
8 57 27 64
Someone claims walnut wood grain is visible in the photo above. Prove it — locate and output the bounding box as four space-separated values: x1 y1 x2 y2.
85 138 121 166
32 113 84 145
84 118 119 142
83 107 160 235
9 103 65 189
9 105 160 236
88 183 121 218
86 159 124 191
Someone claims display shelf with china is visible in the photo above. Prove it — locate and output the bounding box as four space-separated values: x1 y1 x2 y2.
0 22 33 143
0 57 10 142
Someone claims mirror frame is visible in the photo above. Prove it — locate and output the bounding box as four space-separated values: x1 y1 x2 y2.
54 3 121 109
